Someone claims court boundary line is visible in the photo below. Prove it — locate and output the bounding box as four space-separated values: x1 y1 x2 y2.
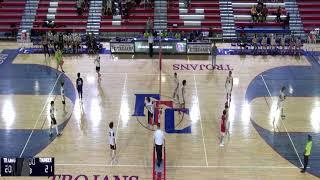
19 73 63 157
112 73 128 165
193 75 209 167
260 75 304 167
55 163 299 169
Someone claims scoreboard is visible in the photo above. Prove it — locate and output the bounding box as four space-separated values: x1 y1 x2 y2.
0 157 54 176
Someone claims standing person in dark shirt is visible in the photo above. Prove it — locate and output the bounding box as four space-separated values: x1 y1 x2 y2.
76 72 84 100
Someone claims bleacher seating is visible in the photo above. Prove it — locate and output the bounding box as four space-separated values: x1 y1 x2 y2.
100 2 154 33
0 0 25 36
297 0 320 33
32 0 88 33
232 0 288 35
0 0 307 40
167 0 222 33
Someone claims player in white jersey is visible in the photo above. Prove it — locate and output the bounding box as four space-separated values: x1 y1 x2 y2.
277 86 286 119
145 97 154 126
108 122 116 164
60 82 66 112
225 71 233 105
180 80 187 109
49 101 61 137
172 73 179 102
94 56 101 79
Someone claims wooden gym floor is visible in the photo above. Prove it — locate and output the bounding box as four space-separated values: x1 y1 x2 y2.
0 42 319 180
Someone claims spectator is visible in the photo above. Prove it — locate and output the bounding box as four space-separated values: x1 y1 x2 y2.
275 6 282 22
251 5 257 22
144 31 149 38
261 34 268 54
256 0 263 13
146 17 152 33
175 32 181 39
252 34 258 53
76 0 83 15
283 12 290 29
262 4 268 22
168 29 174 38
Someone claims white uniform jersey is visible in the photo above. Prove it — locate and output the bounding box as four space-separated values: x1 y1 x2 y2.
61 86 65 96
108 128 115 145
174 77 179 92
278 90 285 108
95 58 100 67
145 101 154 114
180 85 186 104
225 75 233 93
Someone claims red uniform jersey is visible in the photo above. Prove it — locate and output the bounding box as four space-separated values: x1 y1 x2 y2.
220 115 226 133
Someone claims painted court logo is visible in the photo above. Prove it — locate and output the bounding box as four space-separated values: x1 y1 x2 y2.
49 175 139 180
132 94 191 134
173 64 233 71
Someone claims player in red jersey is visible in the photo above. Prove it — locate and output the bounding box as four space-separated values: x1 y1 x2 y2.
219 110 227 147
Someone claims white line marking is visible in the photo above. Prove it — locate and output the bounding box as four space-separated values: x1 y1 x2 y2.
112 73 128 165
19 73 62 157
193 75 209 167
55 163 298 169
260 75 304 167
64 72 222 76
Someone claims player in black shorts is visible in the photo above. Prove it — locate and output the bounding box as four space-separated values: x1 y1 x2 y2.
76 72 83 100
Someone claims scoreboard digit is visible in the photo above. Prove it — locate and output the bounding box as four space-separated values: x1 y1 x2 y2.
0 157 54 176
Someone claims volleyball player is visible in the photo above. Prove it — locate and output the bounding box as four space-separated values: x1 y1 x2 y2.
277 86 286 119
94 56 101 79
220 110 227 147
180 80 187 109
172 73 179 102
224 102 230 137
225 71 233 105
76 72 83 100
108 122 117 164
49 101 61 137
60 82 66 112
145 97 154 126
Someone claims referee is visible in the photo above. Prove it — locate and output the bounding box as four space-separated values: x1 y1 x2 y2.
154 124 164 167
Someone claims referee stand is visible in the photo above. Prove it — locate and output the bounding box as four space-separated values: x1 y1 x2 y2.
152 142 166 180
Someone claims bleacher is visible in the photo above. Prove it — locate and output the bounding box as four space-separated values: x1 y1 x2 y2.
167 0 222 33
232 0 289 34
297 0 320 33
32 0 88 33
100 2 154 34
0 0 25 37
0 0 314 42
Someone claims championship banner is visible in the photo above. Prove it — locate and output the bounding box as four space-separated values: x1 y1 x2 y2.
187 43 211 54
110 42 135 53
